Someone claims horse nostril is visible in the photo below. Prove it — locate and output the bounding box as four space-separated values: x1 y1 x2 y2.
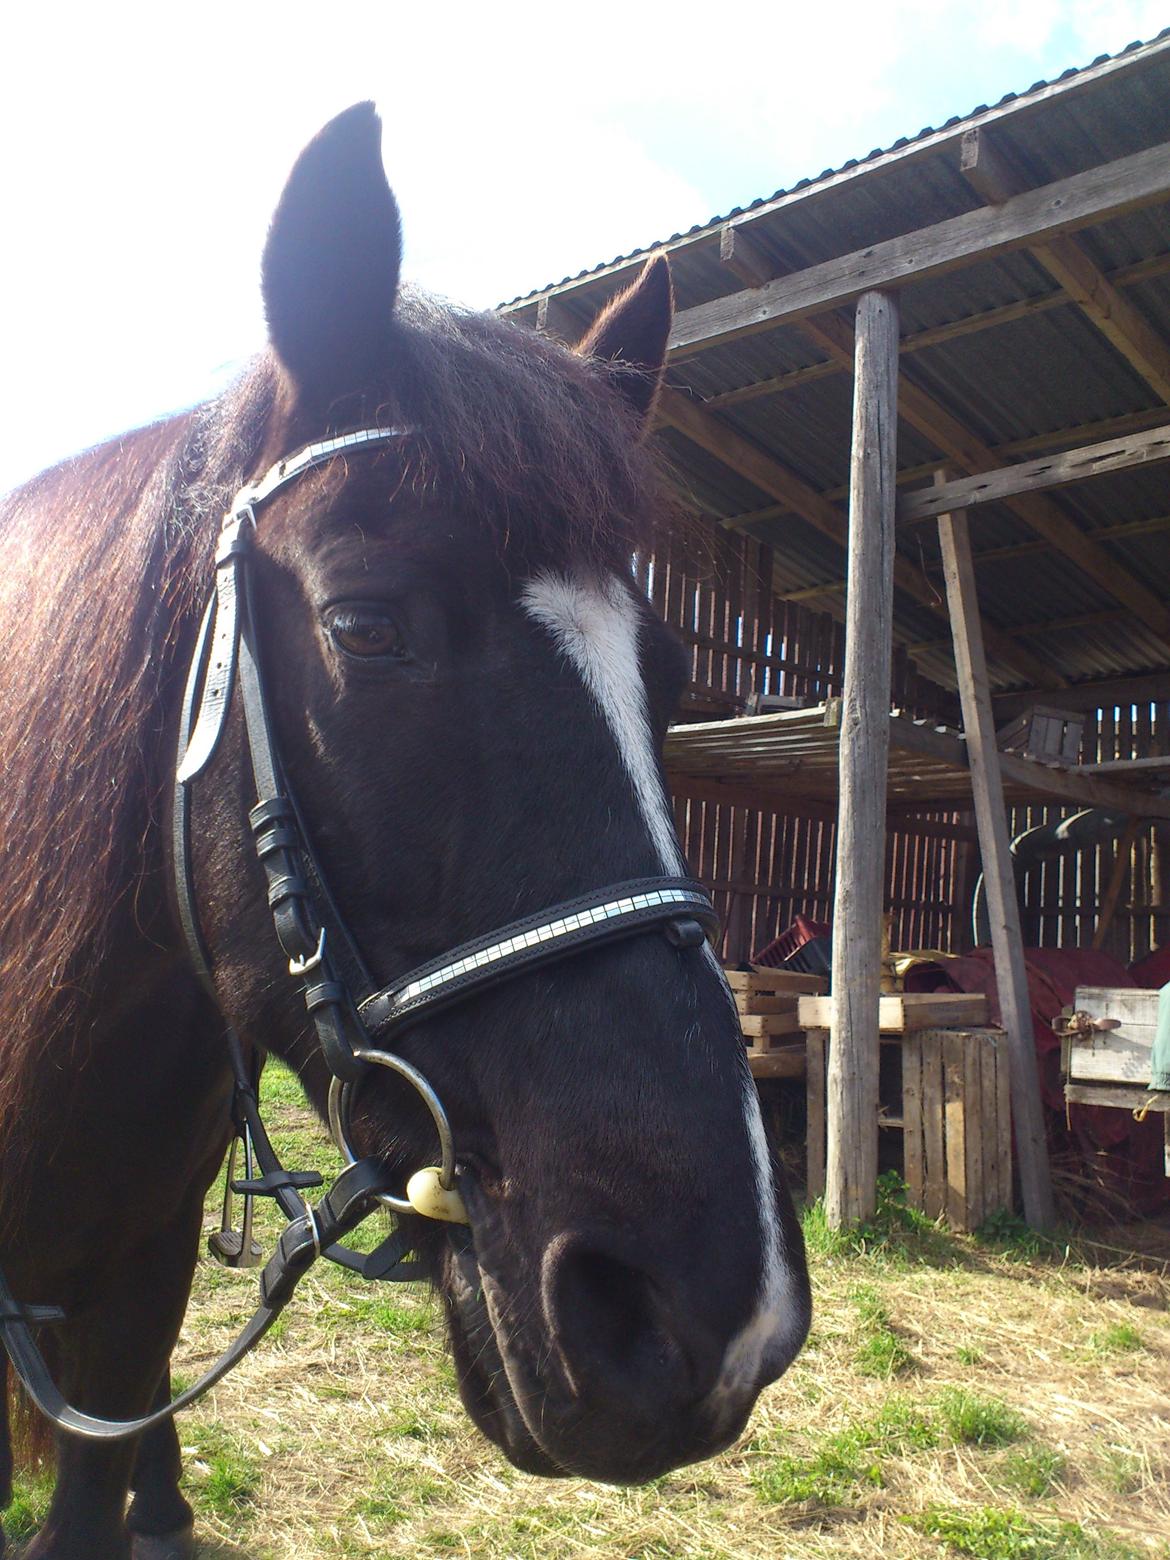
543 1236 692 1403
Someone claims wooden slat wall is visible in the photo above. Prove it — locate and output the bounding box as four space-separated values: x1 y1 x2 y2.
642 525 963 962
1011 699 1170 964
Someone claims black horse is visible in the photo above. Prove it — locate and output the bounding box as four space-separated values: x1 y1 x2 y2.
0 105 810 1559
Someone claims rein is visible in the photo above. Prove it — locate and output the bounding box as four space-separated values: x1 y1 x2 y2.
0 427 718 1441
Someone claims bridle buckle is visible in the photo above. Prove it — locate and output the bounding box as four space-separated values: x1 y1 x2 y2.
288 927 327 978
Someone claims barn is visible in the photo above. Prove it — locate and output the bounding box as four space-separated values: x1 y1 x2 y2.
502 32 1170 1232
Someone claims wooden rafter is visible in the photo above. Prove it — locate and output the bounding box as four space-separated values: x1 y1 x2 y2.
656 386 1058 687
669 139 1170 356
705 225 1170 657
704 250 1170 414
960 127 1170 404
898 423 1170 523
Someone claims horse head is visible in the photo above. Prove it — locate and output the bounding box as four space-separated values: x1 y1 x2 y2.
188 103 810 1484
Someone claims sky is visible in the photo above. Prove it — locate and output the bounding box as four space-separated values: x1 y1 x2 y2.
1 0 1166 494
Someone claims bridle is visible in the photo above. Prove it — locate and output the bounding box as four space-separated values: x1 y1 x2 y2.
0 426 719 1440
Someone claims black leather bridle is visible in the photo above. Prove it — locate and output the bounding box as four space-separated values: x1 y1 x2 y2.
0 426 719 1440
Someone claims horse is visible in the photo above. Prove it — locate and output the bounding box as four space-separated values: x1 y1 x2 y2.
0 104 810 1559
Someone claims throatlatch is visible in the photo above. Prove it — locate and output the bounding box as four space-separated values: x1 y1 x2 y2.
0 425 720 1441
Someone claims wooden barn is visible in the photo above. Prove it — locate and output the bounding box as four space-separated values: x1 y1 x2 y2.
502 34 1170 1231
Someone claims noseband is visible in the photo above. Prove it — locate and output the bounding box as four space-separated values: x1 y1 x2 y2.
0 425 718 1440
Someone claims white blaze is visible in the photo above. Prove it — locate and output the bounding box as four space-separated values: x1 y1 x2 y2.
520 570 802 1401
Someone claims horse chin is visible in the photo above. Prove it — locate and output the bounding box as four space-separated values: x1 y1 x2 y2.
436 1187 752 1485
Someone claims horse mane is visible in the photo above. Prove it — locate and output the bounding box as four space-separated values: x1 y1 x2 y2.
0 299 670 1182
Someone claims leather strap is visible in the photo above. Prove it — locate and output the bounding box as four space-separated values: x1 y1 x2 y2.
360 879 717 1041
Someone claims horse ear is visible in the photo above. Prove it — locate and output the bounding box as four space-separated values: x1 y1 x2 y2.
576 256 673 428
262 102 401 400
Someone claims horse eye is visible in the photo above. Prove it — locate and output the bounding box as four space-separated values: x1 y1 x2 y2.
326 606 408 661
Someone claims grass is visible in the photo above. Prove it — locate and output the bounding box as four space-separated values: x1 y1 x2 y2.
8 1064 1169 1559
908 1506 1148 1559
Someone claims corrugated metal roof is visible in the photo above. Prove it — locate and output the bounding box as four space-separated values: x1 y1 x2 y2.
501 30 1170 309
499 33 1170 695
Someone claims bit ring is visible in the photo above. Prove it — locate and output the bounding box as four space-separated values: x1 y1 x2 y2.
326 1048 458 1215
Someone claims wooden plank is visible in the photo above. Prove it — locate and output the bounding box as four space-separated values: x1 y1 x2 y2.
1067 1029 1156 1085
825 290 898 1229
747 1046 807 1080
993 670 1170 720
996 1029 1014 1211
739 1012 802 1039
740 994 804 1015
1073 987 1166 1022
937 489 1056 1231
1092 819 1142 950
898 424 1170 523
921 1034 946 1220
965 1031 986 1231
1065 1082 1170 1111
960 125 1170 403
944 1031 970 1231
669 139 1170 356
806 1029 828 1199
981 1032 1001 1220
798 993 990 1031
901 1032 924 1211
723 967 828 994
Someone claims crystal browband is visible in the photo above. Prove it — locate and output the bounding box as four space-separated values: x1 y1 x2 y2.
359 878 718 1041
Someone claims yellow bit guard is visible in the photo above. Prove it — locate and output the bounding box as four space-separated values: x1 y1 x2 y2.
406 1166 469 1224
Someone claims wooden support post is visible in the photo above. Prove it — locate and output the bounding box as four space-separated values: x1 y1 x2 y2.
826 290 899 1227
936 482 1056 1231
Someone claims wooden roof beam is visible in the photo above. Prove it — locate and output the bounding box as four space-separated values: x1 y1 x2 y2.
701 251 1170 414
993 668 1170 716
960 127 1170 403
671 137 1170 356
898 422 1170 522
655 386 1058 687
792 309 1170 650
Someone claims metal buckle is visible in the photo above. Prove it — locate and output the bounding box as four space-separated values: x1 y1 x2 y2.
288 927 327 978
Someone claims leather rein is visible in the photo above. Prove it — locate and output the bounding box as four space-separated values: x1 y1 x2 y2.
0 426 719 1441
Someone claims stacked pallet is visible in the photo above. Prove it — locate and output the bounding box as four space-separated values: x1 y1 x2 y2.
725 967 826 1079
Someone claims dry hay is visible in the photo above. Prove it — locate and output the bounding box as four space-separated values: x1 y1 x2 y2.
12 1069 1169 1559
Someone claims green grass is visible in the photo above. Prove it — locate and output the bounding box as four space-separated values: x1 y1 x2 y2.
851 1282 915 1377
801 1171 966 1268
999 1445 1067 1498
3 1470 53 1542
1084 1322 1145 1356
186 1423 262 1517
907 1506 1145 1559
753 1396 938 1505
936 1388 1030 1448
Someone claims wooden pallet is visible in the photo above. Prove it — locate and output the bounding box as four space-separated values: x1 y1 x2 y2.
797 992 988 1033
725 966 818 1082
806 1027 1011 1232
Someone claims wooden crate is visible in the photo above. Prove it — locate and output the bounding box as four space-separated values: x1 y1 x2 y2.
797 992 988 1032
1061 986 1170 1176
806 1027 1012 1232
995 703 1083 763
725 967 820 1082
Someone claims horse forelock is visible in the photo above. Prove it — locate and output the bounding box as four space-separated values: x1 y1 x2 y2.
0 297 670 1184
375 292 671 573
